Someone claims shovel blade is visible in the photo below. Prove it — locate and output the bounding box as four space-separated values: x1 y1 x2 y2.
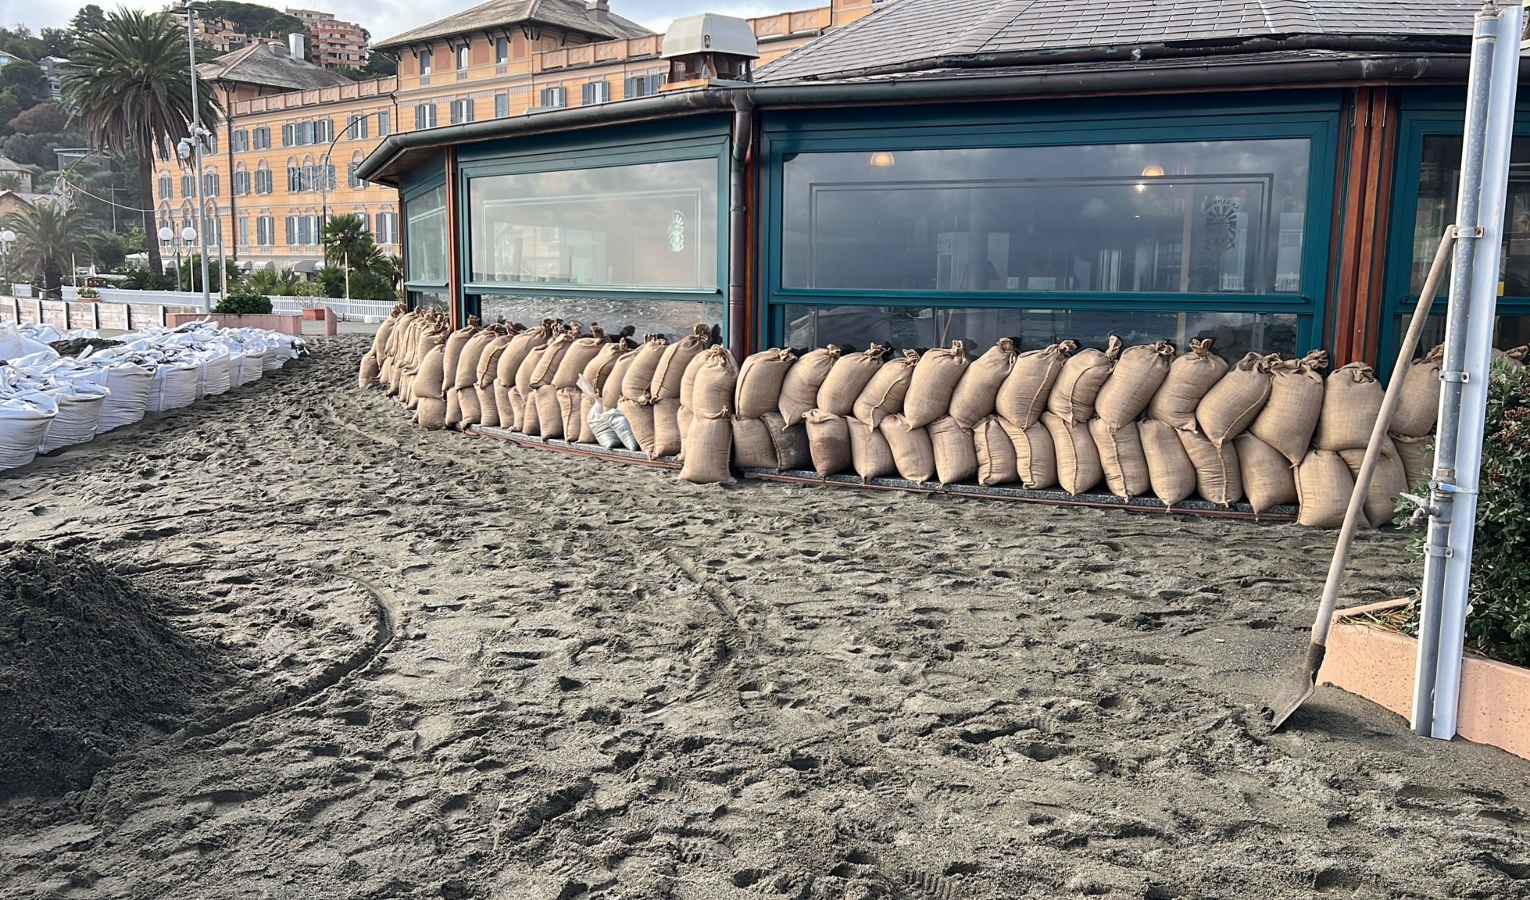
1268 642 1327 730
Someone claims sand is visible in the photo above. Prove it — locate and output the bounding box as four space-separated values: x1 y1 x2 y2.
1 336 1528 899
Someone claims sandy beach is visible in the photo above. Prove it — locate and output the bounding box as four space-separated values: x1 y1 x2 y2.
1 336 1528 899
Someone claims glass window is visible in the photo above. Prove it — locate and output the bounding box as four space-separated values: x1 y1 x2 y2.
582 81 610 105
496 37 509 63
411 290 448 310
478 296 722 341
1399 313 1530 356
781 304 1296 359
780 139 1311 295
494 93 509 118
407 184 449 284
468 158 718 291
456 44 470 71
377 111 391 137
1410 135 1530 298
420 49 432 74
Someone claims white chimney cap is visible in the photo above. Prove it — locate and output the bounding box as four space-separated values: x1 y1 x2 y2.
661 14 759 60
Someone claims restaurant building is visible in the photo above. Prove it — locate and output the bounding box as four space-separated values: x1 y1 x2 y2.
357 0 1530 374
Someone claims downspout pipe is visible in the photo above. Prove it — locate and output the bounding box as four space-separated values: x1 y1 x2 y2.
1412 6 1498 737
728 91 754 362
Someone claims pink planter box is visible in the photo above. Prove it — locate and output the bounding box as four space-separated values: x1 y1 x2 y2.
1320 599 1530 761
165 312 303 335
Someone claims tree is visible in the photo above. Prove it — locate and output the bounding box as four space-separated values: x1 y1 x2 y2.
7 102 67 135
320 213 375 268
248 266 300 296
2 202 94 298
70 5 108 39
63 8 221 275
0 60 48 109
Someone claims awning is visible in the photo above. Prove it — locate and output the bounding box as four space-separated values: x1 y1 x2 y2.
293 260 322 273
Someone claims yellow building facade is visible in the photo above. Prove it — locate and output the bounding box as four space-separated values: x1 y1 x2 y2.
198 0 880 273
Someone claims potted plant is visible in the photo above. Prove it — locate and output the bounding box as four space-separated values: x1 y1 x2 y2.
77 286 100 301
295 283 329 320
165 285 303 335
1320 359 1530 760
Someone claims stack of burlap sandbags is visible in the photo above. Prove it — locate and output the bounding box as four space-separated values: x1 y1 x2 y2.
1235 349 1327 514
494 320 553 432
571 333 637 448
730 348 799 471
879 341 969 484
357 304 407 388
1088 339 1174 500
804 345 888 479
679 346 740 483
1040 335 1123 495
1389 344 1442 492
1297 361 1404 528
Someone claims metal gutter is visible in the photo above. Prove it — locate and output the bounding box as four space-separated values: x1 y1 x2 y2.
727 91 754 363
359 51 1496 185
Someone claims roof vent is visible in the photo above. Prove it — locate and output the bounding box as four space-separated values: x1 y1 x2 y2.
586 0 609 24
267 40 288 57
661 14 759 87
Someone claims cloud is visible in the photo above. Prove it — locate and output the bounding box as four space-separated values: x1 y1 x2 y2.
3 0 803 46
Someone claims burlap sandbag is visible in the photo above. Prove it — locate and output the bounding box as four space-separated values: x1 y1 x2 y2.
505 387 527 433
762 410 811 471
1392 433 1434 488
854 349 919 428
583 340 632 399
553 329 609 390
1138 419 1196 507
1340 440 1407 529
949 338 1016 428
577 394 597 444
358 352 380 388
652 325 711 401
618 398 655 453
846 418 896 482
1197 352 1273 447
679 415 734 485
804 409 852 477
879 414 936 483
413 344 448 400
474 334 514 428
530 329 577 389
995 341 1076 430
621 335 670 402
1147 338 1228 430
534 384 564 439
817 345 887 416
515 344 549 395
1088 418 1150 500
604 350 638 410
1295 449 1354 528
496 328 548 426
1047 335 1123 425
1247 351 1327 464
1498 345 1528 367
1000 418 1057 489
735 348 797 419
927 416 977 485
1235 433 1297 514
973 416 1019 487
416 395 447 430
454 329 497 390
677 405 693 460
1390 344 1444 438
689 346 739 419
558 388 584 442
457 387 482 430
1178 428 1243 506
778 345 842 428
1314 362 1384 452
1094 340 1175 430
904 340 970 428
649 397 683 458
440 324 480 393
732 416 779 470
444 386 464 428
1042 412 1102 496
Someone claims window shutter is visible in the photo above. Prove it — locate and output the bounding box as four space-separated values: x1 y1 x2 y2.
282 124 293 147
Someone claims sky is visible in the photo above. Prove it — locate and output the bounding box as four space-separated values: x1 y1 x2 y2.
1 0 798 44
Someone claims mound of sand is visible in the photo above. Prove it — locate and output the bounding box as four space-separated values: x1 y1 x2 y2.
0 543 226 800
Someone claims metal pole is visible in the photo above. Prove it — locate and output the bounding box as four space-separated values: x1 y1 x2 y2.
218 240 228 299
1420 1 1523 741
1411 7 1496 738
186 3 212 313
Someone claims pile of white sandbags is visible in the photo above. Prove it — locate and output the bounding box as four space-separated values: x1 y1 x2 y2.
0 320 304 472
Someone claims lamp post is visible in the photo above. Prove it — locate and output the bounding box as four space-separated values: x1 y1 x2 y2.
182 0 212 313
182 225 198 293
0 228 13 293
158 225 180 291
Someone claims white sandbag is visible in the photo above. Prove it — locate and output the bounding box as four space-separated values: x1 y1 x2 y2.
38 382 108 453
147 361 200 412
87 363 152 433
0 392 57 470
0 323 56 362
196 347 233 398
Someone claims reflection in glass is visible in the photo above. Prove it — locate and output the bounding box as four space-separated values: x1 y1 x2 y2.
410 290 448 311
782 305 1296 360
1399 313 1530 356
406 185 448 284
1411 136 1530 297
477 295 722 343
469 159 719 291
781 139 1310 295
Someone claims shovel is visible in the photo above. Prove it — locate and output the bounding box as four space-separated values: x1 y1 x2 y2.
1268 228 1458 729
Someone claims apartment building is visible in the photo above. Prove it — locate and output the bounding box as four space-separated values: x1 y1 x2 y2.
286 8 370 70
198 0 882 273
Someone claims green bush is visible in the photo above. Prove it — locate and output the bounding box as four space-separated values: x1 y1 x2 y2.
292 280 326 298
1402 359 1530 666
213 288 274 316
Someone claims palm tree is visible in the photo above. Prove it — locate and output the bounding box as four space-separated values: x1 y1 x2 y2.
247 266 301 296
320 214 378 269
63 7 220 275
4 203 95 298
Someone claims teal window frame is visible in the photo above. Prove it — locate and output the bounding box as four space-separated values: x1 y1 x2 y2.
756 94 1341 352
454 118 732 332
1380 90 1530 376
401 153 448 311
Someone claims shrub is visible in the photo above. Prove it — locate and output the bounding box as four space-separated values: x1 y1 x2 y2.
213 288 274 316
292 280 326 298
1400 359 1530 666
76 286 100 299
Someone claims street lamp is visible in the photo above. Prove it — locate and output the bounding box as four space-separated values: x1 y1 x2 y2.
182 0 212 313
158 225 180 291
0 228 14 293
182 225 198 293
